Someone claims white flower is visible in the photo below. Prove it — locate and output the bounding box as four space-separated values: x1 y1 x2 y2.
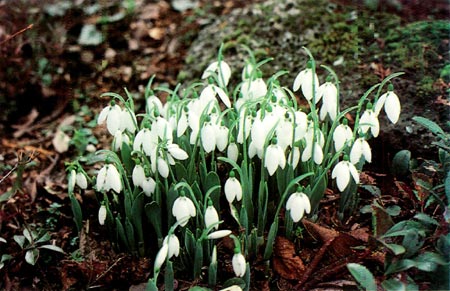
147 95 163 114
76 172 88 189
293 66 319 102
163 234 180 259
232 252 246 277
132 165 146 188
216 125 229 152
202 60 231 88
227 142 239 162
68 170 76 191
96 164 122 193
359 108 379 137
286 191 311 222
201 122 216 153
287 147 301 169
98 205 107 225
119 109 136 133
112 131 130 151
167 143 188 160
318 82 338 121
331 160 360 192
350 138 372 164
375 90 401 124
264 141 286 176
142 177 156 197
207 230 232 239
133 128 158 156
200 84 231 108
224 172 242 203
204 203 219 230
154 243 169 271
240 78 267 101
172 195 196 227
333 123 353 151
157 157 169 178
220 285 243 291
97 103 122 135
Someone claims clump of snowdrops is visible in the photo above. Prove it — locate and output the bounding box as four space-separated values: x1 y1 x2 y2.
66 46 402 290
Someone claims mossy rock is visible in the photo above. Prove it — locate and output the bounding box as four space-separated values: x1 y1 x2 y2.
182 0 449 156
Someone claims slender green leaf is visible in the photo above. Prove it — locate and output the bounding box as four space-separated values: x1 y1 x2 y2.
39 244 65 254
120 142 134 174
413 213 439 226
385 259 416 275
263 218 278 260
35 232 51 244
69 194 83 233
145 202 162 240
382 278 406 291
193 240 203 278
145 279 159 291
347 263 377 291
165 261 174 291
413 116 445 137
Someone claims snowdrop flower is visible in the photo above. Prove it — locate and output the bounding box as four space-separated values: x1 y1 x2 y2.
302 125 325 165
287 147 301 169
220 286 243 291
318 81 338 121
172 194 196 227
202 60 232 88
97 102 123 135
264 138 286 176
293 111 308 142
201 119 216 153
224 171 242 203
142 177 156 197
167 143 188 160
216 124 229 152
200 82 231 108
76 172 88 189
358 104 379 137
133 127 158 156
374 86 401 124
240 77 267 101
119 109 136 133
227 142 239 162
98 205 107 225
132 164 145 188
96 164 122 193
177 106 189 137
204 200 219 230
331 157 360 191
333 119 353 151
68 170 76 191
157 157 169 178
350 137 372 164
162 234 180 259
147 95 163 114
207 230 232 239
286 190 311 222
293 62 319 102
154 243 169 272
112 131 130 151
232 250 246 277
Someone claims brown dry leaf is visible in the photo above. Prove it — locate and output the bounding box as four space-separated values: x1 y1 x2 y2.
303 219 338 242
349 226 370 243
12 108 39 138
273 236 306 280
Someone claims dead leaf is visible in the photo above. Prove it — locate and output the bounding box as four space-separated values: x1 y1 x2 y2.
273 236 306 280
52 130 71 153
148 27 165 40
12 108 39 138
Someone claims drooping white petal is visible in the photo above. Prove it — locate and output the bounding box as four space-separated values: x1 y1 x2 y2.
120 109 136 133
224 177 242 203
332 162 350 192
288 147 300 169
177 110 189 137
374 93 387 116
216 126 229 152
167 144 188 160
68 170 76 191
96 166 108 191
286 192 310 222
98 205 107 225
163 234 180 259
76 172 88 189
204 205 219 230
313 143 323 165
227 143 239 162
142 177 156 197
154 243 169 271
157 157 169 178
214 85 231 108
106 165 122 193
201 123 216 153
348 162 360 185
232 253 246 277
385 92 401 124
207 230 232 239
264 145 279 176
132 165 145 187
97 106 109 125
106 105 122 135
333 124 353 151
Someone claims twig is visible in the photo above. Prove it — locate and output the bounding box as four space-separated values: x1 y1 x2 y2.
0 151 38 185
0 24 34 46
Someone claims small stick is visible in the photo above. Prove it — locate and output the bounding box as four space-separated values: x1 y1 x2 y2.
0 24 34 45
